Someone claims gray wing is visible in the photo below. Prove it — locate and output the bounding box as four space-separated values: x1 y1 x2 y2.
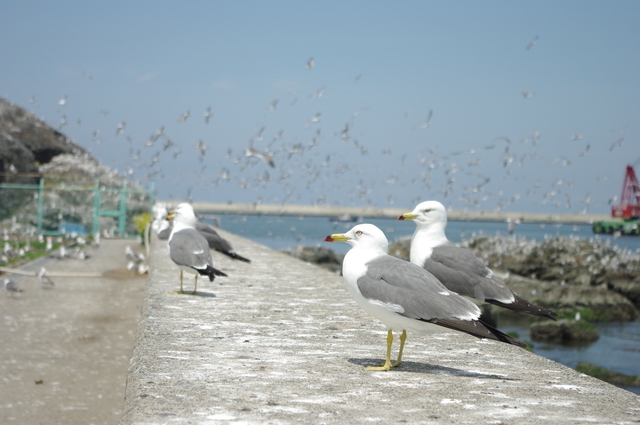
195 221 250 262
195 221 234 252
169 228 213 270
357 255 479 321
425 244 514 302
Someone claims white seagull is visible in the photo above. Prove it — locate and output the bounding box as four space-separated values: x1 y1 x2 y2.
398 201 557 320
324 224 525 371
167 203 227 294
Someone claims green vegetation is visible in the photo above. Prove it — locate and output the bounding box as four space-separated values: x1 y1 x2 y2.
1 240 62 268
576 362 640 388
557 308 613 322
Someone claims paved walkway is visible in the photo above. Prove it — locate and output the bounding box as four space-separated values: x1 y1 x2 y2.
0 239 146 425
122 230 639 424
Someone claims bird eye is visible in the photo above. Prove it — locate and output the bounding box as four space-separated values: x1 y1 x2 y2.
355 230 363 236
423 209 431 213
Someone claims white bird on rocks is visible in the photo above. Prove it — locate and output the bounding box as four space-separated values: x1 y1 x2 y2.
167 203 227 294
324 223 525 371
398 201 557 320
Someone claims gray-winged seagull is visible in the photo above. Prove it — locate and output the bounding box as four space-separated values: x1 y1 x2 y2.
167 203 227 294
324 223 525 371
398 200 557 320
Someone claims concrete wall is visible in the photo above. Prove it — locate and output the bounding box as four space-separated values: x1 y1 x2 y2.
121 230 639 424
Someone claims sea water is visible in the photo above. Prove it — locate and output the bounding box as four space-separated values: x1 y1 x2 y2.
206 213 640 394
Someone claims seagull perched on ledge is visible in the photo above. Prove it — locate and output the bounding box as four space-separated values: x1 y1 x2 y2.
167 203 227 294
324 224 525 372
398 200 557 320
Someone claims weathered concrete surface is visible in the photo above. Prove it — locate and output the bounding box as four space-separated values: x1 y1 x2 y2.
121 230 640 424
0 239 146 425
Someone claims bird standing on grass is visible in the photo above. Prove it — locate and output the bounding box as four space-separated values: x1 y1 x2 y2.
324 224 525 372
398 201 557 320
167 203 227 294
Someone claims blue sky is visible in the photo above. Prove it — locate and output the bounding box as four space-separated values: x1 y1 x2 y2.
1 1 639 214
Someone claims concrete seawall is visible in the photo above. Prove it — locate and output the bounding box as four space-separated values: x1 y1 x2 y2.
121 230 639 424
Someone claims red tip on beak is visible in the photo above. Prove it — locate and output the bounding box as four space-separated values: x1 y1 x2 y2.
323 236 334 242
397 215 406 221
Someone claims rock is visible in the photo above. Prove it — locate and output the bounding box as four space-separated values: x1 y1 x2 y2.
530 320 599 344
0 97 88 219
388 237 410 261
0 98 150 235
463 235 640 312
576 362 640 388
283 245 344 273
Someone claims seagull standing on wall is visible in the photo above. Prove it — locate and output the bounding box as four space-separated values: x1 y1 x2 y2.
398 201 557 320
324 224 525 372
167 203 227 294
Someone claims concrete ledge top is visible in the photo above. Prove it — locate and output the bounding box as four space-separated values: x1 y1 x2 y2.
121 229 639 424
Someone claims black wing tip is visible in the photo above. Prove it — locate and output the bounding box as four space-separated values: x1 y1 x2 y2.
199 266 228 281
426 317 527 348
223 251 251 263
488 296 558 321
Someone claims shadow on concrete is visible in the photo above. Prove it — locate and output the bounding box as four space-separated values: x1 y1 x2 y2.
348 358 519 380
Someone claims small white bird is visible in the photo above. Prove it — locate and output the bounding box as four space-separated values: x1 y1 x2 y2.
2 277 22 293
324 224 524 371
245 146 275 168
167 204 227 294
37 267 55 288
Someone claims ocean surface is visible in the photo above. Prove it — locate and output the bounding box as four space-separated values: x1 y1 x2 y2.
206 213 640 394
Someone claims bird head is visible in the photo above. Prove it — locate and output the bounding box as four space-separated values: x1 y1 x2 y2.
324 223 389 253
398 200 447 229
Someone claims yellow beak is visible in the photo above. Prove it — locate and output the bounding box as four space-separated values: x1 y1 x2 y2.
398 212 418 221
166 210 175 221
323 233 350 242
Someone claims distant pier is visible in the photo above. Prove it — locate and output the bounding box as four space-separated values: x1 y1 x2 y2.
162 201 615 225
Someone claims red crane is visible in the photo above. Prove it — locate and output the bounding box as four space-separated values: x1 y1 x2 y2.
611 165 640 219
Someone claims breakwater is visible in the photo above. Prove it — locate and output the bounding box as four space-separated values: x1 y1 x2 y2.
120 229 639 424
162 202 614 225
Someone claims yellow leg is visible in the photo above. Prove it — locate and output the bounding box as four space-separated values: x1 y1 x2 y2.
191 275 198 294
391 330 407 367
366 330 394 371
170 271 185 294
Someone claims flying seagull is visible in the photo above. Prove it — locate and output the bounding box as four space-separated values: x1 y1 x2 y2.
398 200 557 320
245 145 275 168
324 224 525 371
167 203 227 294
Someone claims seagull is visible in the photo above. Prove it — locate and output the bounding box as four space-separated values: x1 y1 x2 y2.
398 201 557 320
37 267 55 288
245 146 275 168
167 203 227 294
2 277 22 294
306 57 315 69
526 35 539 51
195 221 251 263
324 224 525 371
204 107 213 124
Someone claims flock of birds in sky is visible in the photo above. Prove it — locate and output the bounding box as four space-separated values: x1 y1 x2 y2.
19 35 631 215
150 200 557 371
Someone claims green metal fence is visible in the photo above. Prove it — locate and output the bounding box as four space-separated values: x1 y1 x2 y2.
0 177 154 237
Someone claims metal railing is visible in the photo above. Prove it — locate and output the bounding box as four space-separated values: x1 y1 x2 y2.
0 176 154 237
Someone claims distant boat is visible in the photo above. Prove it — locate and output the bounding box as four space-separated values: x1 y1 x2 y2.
329 214 360 223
